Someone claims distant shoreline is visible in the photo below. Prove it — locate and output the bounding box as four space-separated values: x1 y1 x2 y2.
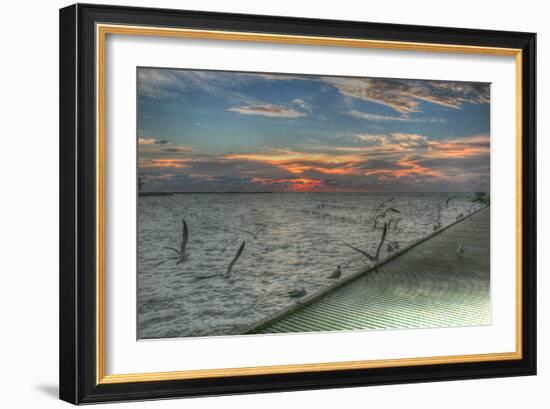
139 191 488 196
139 191 275 196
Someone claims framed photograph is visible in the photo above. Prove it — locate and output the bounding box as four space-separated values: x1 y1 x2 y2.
59 3 536 404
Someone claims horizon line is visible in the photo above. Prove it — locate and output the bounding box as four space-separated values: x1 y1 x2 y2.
139 190 489 195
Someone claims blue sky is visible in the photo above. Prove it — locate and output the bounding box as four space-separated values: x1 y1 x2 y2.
137 68 490 192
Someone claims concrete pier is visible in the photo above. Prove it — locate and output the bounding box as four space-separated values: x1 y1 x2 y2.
246 207 490 334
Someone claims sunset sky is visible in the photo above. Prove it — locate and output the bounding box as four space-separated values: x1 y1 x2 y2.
137 68 490 193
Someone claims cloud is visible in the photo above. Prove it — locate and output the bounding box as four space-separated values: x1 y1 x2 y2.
241 73 315 82
346 110 444 123
137 68 318 105
161 147 191 152
424 134 489 158
251 177 324 192
141 159 190 169
138 68 259 102
224 149 363 174
351 132 427 148
227 104 307 118
137 69 183 99
138 137 169 145
291 98 313 113
322 77 489 113
138 133 489 193
137 67 490 193
363 157 443 179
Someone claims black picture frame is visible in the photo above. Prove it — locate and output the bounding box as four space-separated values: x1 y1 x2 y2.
60 3 536 404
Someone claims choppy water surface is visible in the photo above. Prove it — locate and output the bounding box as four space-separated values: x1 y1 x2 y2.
137 192 486 339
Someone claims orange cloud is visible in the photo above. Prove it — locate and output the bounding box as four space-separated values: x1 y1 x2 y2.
396 158 443 178
278 163 356 175
225 150 311 162
364 157 443 180
426 135 489 159
140 159 190 168
225 150 363 176
139 133 489 191
251 177 323 192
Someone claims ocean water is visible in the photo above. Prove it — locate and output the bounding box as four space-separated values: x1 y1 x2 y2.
137 192 486 339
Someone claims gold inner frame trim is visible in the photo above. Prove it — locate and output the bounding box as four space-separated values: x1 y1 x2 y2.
95 23 523 385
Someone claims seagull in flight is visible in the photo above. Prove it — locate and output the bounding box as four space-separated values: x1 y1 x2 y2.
195 240 246 280
151 219 189 267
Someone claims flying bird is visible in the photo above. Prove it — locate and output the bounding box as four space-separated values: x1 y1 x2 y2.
224 241 246 278
390 218 402 232
344 243 375 262
375 197 395 212
151 218 190 267
374 208 401 228
345 222 388 263
195 240 246 280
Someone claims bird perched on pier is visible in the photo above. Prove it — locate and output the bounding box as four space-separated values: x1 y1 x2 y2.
328 265 342 279
457 242 464 255
288 288 307 299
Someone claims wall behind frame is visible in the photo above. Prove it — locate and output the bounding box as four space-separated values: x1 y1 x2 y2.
0 0 546 408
